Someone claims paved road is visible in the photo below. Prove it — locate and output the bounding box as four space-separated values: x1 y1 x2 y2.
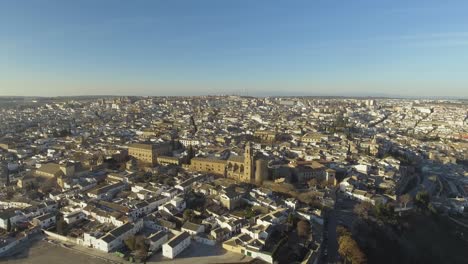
320 188 339 264
326 209 339 263
323 190 360 264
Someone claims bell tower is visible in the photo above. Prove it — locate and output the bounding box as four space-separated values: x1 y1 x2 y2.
243 142 253 183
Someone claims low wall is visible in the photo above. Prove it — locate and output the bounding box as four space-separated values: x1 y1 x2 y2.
43 230 77 244
194 236 216 246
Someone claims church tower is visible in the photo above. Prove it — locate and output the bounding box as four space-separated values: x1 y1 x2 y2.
243 142 254 183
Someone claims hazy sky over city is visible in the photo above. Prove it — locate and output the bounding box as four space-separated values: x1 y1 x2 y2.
1 0 468 98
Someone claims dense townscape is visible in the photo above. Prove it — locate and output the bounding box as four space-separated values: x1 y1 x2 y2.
0 96 467 264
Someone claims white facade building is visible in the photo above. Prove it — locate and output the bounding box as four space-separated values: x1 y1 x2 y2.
162 232 191 259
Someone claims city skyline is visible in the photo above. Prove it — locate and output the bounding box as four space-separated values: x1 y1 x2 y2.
1 0 468 98
1 95 467 264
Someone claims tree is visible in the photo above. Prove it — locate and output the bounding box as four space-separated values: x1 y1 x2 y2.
354 202 372 220
297 220 311 239
56 218 68 235
338 235 352 262
6 188 15 199
337 227 367 264
297 191 320 205
428 203 438 214
415 191 430 208
374 202 396 224
317 178 328 189
336 225 351 238
6 218 11 232
308 178 328 189
5 169 10 186
308 178 318 188
183 209 194 222
338 235 367 264
400 194 411 208
40 178 58 192
244 207 256 219
286 212 295 232
162 175 175 186
287 212 294 225
135 236 149 263
124 236 137 251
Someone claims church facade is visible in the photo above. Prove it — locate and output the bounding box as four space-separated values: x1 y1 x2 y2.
190 142 255 183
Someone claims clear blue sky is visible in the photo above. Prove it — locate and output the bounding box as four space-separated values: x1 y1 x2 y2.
1 0 467 98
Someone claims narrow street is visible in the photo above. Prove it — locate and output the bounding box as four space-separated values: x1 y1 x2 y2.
320 188 339 264
326 209 339 263
323 189 360 263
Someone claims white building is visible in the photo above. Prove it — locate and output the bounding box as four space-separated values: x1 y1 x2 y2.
148 231 168 252
256 209 287 227
284 198 298 210
297 208 324 225
0 209 20 230
180 139 200 147
162 232 191 259
181 221 205 235
32 213 56 229
82 220 143 252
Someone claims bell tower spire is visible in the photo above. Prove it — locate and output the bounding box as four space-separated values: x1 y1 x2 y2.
243 142 253 183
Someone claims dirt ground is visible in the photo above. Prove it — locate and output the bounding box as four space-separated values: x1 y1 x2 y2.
148 241 251 264
3 240 108 264
2 239 250 264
